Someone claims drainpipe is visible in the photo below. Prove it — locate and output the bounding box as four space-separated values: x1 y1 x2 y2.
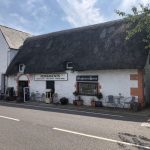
5 50 10 93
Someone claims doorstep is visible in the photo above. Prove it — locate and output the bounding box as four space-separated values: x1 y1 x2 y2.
0 100 150 118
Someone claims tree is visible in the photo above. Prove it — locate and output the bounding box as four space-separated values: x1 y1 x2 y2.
116 4 150 49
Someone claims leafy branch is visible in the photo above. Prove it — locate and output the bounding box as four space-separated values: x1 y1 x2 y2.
116 3 150 49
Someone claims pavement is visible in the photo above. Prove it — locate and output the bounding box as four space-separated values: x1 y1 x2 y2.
0 100 150 118
0 100 150 150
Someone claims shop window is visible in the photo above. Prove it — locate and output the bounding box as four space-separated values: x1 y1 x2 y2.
19 64 25 73
77 82 98 96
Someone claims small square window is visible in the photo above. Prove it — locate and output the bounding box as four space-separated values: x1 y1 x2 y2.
66 62 73 70
19 64 25 73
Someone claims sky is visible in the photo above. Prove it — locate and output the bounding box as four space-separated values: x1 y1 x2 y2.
0 0 149 35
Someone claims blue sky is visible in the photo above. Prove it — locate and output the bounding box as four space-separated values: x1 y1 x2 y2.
0 0 149 35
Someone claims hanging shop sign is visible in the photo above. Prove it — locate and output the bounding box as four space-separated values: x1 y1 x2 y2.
76 75 98 81
34 74 68 81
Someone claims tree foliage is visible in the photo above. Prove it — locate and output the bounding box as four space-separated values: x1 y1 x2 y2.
116 4 150 49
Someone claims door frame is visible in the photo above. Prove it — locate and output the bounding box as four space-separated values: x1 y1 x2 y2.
16 74 30 96
18 80 29 99
46 80 55 95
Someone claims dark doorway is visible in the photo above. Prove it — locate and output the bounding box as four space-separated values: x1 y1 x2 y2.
46 81 55 96
18 81 29 99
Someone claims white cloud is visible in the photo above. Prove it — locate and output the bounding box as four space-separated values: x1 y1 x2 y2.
0 19 32 34
0 13 32 34
10 13 29 24
118 0 150 12
0 0 52 35
24 0 52 34
26 0 50 16
26 0 47 12
8 23 32 34
57 0 105 27
0 0 12 7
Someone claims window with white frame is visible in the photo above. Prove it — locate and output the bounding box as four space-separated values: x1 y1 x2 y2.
66 62 73 70
19 64 25 73
77 82 98 96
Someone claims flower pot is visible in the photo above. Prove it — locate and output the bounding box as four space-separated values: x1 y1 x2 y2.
91 101 96 107
77 100 83 106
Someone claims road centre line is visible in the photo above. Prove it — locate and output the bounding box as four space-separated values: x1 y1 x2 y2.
0 115 20 122
141 122 150 127
53 127 150 150
4 102 124 118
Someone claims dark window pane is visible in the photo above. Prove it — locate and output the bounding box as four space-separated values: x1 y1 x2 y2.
46 81 55 94
78 82 98 96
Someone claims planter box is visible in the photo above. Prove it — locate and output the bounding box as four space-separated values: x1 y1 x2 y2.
77 100 83 106
91 101 102 107
73 100 83 106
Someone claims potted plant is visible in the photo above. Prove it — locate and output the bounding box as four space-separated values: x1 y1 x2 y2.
73 91 78 98
95 93 103 107
73 91 78 105
76 96 83 106
60 97 69 105
73 91 84 106
96 92 103 100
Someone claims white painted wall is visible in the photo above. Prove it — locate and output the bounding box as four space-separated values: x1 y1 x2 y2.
8 69 138 106
0 31 19 93
7 49 18 65
144 54 150 105
0 31 9 92
7 76 17 89
74 70 138 105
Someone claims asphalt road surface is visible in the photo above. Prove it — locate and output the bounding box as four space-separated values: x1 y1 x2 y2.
0 103 150 150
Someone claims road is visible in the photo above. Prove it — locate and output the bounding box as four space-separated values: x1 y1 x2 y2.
0 103 150 150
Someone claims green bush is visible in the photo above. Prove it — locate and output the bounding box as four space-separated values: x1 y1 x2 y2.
96 93 103 100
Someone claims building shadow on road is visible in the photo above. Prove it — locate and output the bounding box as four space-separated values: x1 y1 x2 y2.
0 101 149 123
118 132 150 150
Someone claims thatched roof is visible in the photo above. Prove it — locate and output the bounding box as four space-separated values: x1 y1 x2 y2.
6 19 148 75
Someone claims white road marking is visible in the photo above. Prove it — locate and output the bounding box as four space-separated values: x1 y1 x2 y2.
0 115 20 122
53 128 150 150
141 122 150 127
4 102 124 118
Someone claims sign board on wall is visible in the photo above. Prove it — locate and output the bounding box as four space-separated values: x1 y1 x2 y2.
76 75 98 81
34 74 68 81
